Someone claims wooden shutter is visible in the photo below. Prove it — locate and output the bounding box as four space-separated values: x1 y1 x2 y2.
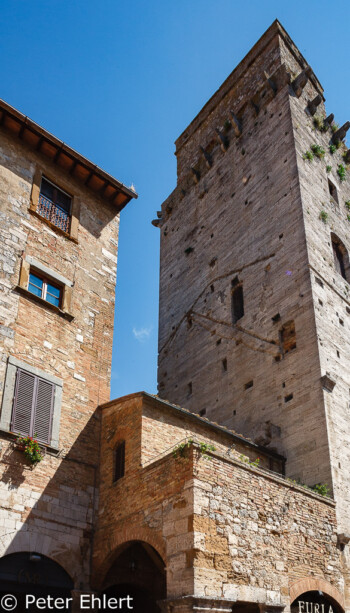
34 377 54 444
12 369 35 435
11 368 54 444
114 441 125 482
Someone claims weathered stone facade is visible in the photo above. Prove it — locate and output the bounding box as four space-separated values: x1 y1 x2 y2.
0 100 136 599
94 393 345 613
156 20 350 542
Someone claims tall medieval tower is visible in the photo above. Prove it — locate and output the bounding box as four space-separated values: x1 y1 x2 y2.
155 21 350 534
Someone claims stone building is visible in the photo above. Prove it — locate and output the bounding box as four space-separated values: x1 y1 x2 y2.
1 18 350 613
94 19 350 613
0 98 136 606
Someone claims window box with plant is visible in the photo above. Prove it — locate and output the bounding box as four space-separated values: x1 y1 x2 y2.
16 433 43 464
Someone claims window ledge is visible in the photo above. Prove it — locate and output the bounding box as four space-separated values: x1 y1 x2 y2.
16 285 74 321
29 208 78 243
0 428 61 456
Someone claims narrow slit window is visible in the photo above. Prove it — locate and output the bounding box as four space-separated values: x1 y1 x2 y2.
231 278 244 324
114 441 125 483
331 233 349 282
328 179 338 204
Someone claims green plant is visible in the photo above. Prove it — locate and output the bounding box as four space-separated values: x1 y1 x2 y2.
173 438 216 460
303 150 314 161
313 115 327 132
329 144 337 155
347 214 350 222
331 122 339 133
198 441 216 459
337 164 346 182
326 165 332 173
239 454 260 468
319 210 328 223
345 201 350 210
310 144 325 159
184 246 194 255
16 433 43 464
311 483 330 497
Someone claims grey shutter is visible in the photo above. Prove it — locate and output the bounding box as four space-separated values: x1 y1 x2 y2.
33 377 54 444
12 369 35 435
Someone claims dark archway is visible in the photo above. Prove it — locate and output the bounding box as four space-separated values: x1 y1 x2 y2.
101 541 166 613
0 552 73 612
291 591 344 613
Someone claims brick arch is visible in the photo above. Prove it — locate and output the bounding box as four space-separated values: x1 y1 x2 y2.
290 578 344 610
93 526 166 590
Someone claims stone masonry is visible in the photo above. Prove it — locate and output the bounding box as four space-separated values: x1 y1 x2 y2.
155 20 350 545
0 100 136 594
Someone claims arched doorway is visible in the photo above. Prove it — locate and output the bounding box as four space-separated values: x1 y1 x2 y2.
0 552 73 611
101 541 166 613
291 591 344 613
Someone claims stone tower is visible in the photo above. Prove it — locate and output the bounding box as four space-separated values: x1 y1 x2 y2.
155 21 350 533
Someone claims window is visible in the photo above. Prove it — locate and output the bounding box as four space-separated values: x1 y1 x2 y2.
328 179 338 204
231 277 244 324
30 169 81 242
12 368 54 444
113 441 125 482
18 256 73 319
0 357 63 448
28 271 62 308
38 177 72 233
331 233 350 282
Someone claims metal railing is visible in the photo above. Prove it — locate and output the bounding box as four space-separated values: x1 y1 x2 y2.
37 194 70 233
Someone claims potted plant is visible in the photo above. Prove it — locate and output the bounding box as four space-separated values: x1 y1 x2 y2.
16 434 43 464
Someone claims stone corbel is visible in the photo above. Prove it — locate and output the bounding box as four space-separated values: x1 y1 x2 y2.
291 66 312 97
229 111 242 137
331 122 350 144
159 596 236 613
321 374 336 392
307 94 323 116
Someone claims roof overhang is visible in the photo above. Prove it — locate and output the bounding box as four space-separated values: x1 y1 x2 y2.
0 98 137 212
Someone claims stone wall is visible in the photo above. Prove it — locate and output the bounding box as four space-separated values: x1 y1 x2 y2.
95 393 344 610
0 126 121 588
156 22 332 493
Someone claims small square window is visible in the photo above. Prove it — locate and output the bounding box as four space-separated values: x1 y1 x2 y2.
28 271 62 308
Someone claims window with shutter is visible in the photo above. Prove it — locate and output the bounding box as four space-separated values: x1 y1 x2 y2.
11 368 54 444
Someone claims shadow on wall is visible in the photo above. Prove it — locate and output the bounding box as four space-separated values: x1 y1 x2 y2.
0 412 166 611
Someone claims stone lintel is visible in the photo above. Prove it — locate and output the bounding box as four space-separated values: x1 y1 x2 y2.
159 596 236 613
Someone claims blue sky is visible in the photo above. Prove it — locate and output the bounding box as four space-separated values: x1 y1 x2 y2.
1 0 349 398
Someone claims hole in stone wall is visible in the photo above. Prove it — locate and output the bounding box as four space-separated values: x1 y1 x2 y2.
282 382 286 388
284 393 293 403
222 358 227 372
199 408 206 416
319 299 323 306
279 321 296 354
231 277 244 324
339 318 344 326
275 355 281 362
210 284 214 293
279 233 284 239
216 339 221 345
331 233 350 282
244 380 253 390
347 306 350 314
272 313 281 323
209 257 217 268
315 276 324 287
337 350 340 358
233 409 236 416
187 382 192 396
328 179 339 204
